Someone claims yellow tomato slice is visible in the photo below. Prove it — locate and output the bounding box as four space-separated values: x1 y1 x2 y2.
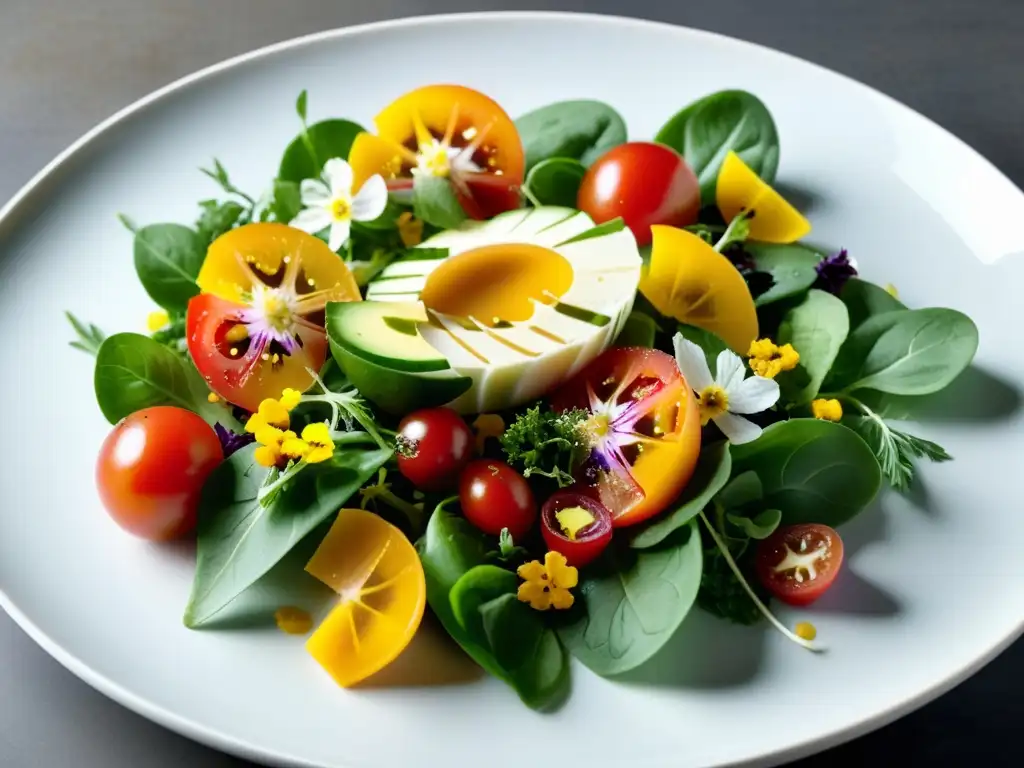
715 151 811 244
197 222 360 305
639 225 759 353
304 509 426 688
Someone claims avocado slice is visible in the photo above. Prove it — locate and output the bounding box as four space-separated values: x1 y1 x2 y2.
326 300 448 373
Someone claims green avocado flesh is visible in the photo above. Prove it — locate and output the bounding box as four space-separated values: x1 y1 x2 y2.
325 300 448 373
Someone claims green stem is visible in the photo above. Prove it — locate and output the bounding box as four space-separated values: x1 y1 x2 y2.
521 182 542 208
713 211 751 253
376 489 424 532
300 122 321 176
257 462 305 506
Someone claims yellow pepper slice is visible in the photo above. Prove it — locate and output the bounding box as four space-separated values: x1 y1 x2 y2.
716 151 811 244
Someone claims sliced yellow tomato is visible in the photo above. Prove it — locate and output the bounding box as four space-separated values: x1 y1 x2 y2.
639 225 759 353
716 151 811 244
304 508 426 688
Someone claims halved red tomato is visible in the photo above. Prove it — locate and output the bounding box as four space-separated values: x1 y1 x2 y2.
348 84 525 220
551 347 702 527
186 223 361 412
755 524 844 607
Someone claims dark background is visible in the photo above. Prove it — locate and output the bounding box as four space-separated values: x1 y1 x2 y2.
1 1 1021 765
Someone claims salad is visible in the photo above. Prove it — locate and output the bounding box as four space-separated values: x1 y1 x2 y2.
70 83 980 710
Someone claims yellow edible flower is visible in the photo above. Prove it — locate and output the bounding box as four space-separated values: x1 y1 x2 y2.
146 310 169 332
747 338 800 379
397 211 424 247
795 621 817 641
253 427 297 468
516 551 578 611
245 397 291 434
300 422 335 463
280 431 311 461
885 283 899 298
280 388 302 411
811 398 843 422
275 606 313 635
207 392 221 404
471 413 505 454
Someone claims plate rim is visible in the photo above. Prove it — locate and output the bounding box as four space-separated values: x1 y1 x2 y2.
2 10 1022 768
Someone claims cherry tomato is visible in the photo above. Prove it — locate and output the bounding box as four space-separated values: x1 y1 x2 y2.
755 524 845 607
396 407 474 491
187 223 361 412
459 460 536 538
540 491 613 568
577 142 700 247
552 347 701 527
348 84 525 220
95 406 223 541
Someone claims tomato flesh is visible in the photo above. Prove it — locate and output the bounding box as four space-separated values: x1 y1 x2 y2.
577 142 700 246
95 406 223 541
395 407 474 492
540 491 613 568
459 459 536 539
551 347 701 527
755 524 845 607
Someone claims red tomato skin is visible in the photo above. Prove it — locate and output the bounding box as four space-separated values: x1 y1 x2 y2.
755 524 845 607
95 407 223 541
459 460 537 539
396 408 474 492
540 491 613 569
456 174 523 220
577 142 701 247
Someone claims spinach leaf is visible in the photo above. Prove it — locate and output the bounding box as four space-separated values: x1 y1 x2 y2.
277 119 366 182
614 311 657 348
726 508 782 540
413 176 467 230
777 289 850 403
515 100 627 171
631 442 731 549
744 242 822 306
840 278 906 329
655 90 779 204
270 179 302 224
524 157 586 207
195 200 246 247
731 419 881 527
558 520 703 675
132 224 205 313
94 332 227 426
715 470 763 510
825 308 979 396
184 436 391 627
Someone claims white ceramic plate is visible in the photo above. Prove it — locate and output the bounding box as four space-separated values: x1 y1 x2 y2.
2 12 1023 768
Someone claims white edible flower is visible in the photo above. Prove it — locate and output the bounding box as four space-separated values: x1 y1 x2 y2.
673 333 780 445
289 158 388 252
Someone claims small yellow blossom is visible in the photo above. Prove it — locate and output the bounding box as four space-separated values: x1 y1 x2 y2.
517 551 578 611
300 422 335 463
795 621 817 641
280 431 310 461
253 427 297 468
254 444 281 468
471 413 505 454
280 388 302 411
397 211 424 247
747 338 800 379
146 310 169 332
207 392 221 404
811 398 843 422
885 283 899 298
275 606 313 635
245 398 291 434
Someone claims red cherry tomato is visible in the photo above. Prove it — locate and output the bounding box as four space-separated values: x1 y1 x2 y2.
396 407 474 491
755 524 845 607
577 142 701 247
95 406 223 541
540 490 613 568
459 460 536 539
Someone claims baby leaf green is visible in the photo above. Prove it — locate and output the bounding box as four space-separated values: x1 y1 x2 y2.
278 119 366 182
413 176 467 230
777 289 850 403
614 311 657 348
524 157 586 207
840 278 906 329
726 508 782 540
515 100 627 171
132 223 204 313
744 242 822 306
715 470 763 510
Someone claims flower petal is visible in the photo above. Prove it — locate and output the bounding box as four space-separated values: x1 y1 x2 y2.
715 349 746 394
517 560 546 582
714 412 763 445
328 219 352 252
299 178 331 206
549 588 575 610
323 157 354 198
290 207 332 235
727 374 780 414
672 334 713 391
351 174 389 222
517 581 551 611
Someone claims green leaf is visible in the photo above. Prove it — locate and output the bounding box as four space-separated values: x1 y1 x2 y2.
195 200 246 247
450 565 519 644
614 311 657 348
730 419 881 527
554 217 625 246
840 278 906 329
825 308 979 396
270 179 302 224
558 521 703 675
413 176 467 230
744 242 823 306
93 332 228 426
631 442 731 548
715 470 763 509
295 89 308 121
277 119 366 182
183 436 391 627
726 508 782 540
66 312 106 357
515 100 627 171
655 90 779 204
776 289 850 403
132 224 205 313
524 157 586 207
844 412 952 491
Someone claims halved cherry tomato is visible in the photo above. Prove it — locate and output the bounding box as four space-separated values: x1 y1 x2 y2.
551 347 701 527
348 84 525 220
541 491 613 568
186 223 361 412
755 524 844 607
459 459 536 539
577 142 700 246
396 407 474 491
95 406 223 541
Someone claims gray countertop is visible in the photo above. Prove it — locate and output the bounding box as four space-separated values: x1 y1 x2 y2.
1 1 1022 765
